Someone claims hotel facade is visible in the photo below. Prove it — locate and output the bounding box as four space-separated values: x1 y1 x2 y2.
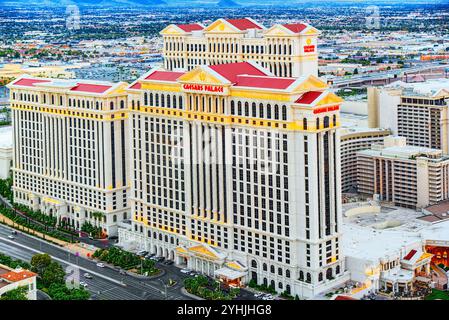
118 60 348 298
161 18 319 78
7 76 130 237
357 136 449 209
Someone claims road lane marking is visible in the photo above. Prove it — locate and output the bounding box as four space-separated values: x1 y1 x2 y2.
0 236 124 286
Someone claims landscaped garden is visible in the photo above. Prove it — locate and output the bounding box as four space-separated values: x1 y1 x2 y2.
184 275 241 300
425 289 449 300
92 247 160 276
30 253 90 300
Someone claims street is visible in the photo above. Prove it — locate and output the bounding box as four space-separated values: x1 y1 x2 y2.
0 223 192 300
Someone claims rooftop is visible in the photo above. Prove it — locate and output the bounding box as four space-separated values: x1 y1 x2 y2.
385 78 449 98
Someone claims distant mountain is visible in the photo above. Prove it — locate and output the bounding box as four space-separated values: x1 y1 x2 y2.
217 0 241 7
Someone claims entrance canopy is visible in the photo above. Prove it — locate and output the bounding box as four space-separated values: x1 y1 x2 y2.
214 267 247 281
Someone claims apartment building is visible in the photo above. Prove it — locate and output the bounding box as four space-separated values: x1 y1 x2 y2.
340 127 390 192
118 60 348 298
357 136 449 209
7 76 130 237
160 17 319 78
368 79 449 153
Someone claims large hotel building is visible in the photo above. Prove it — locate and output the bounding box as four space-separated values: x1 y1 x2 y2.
7 77 130 237
368 79 449 153
119 60 348 298
8 18 349 298
161 18 319 78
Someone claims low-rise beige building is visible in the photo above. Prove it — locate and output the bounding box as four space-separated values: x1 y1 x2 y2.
357 136 449 209
0 264 37 300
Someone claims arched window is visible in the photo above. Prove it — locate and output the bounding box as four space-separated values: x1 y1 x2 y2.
299 271 304 281
173 95 177 108
278 268 283 276
336 265 340 275
244 102 249 117
96 101 99 110
266 104 272 119
131 100 135 108
318 272 323 282
286 285 291 294
316 118 320 130
251 260 257 268
155 94 159 106
252 102 257 117
179 96 183 109
323 116 330 129
263 263 267 272
282 105 287 121
237 101 242 115
120 100 125 109
110 101 114 110
278 282 283 290
333 114 337 127
161 94 165 107
144 92 148 105
263 278 268 286
286 270 291 278
274 104 279 119
149 93 153 105
260 103 264 118
270 265 275 273
306 273 311 283
326 268 333 280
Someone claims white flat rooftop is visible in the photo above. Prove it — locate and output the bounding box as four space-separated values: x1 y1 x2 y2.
0 126 12 149
342 223 422 262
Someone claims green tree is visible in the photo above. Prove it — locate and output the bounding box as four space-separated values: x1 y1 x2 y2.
0 286 28 300
30 253 52 276
42 262 65 287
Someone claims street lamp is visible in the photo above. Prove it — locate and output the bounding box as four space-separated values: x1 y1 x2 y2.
158 279 168 300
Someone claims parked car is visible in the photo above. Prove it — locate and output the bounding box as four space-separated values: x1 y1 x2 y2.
180 269 192 274
7 235 14 240
96 263 105 268
83 273 93 279
136 250 148 257
119 270 126 275
79 281 88 288
11 230 17 235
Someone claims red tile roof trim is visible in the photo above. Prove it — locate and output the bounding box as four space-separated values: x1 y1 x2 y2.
0 270 36 283
235 75 296 90
295 91 323 105
209 62 268 83
283 23 308 33
70 83 112 94
145 71 185 82
226 18 262 31
129 82 142 90
13 78 52 87
403 249 417 261
177 23 204 32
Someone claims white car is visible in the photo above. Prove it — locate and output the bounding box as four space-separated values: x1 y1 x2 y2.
7 235 14 240
79 281 88 288
96 263 105 268
84 273 93 279
180 269 191 274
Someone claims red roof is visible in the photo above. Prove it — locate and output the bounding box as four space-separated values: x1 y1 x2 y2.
235 75 296 90
295 91 324 104
335 295 357 301
226 18 262 31
129 82 142 90
209 62 268 83
403 249 417 261
145 71 185 82
0 270 36 283
13 78 51 87
283 23 308 33
177 23 204 32
70 83 112 94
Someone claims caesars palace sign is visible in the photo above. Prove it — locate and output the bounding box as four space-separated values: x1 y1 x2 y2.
182 83 228 95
